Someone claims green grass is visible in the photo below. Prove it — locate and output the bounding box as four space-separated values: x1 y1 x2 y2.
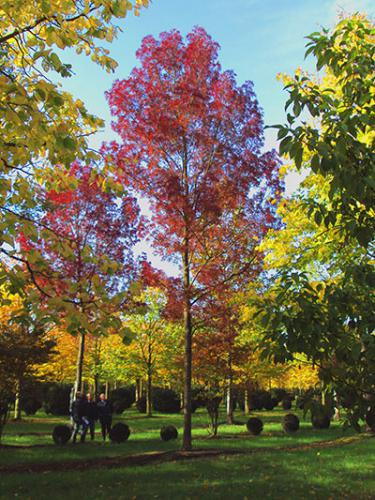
1 407 374 499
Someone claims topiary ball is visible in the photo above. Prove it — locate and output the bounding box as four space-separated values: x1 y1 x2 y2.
52 425 71 445
160 425 178 441
136 396 146 413
246 417 263 436
282 398 292 410
283 413 300 433
312 414 331 429
109 423 130 443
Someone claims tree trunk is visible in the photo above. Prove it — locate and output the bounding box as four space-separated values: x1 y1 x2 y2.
93 374 99 399
74 331 85 394
182 245 193 451
105 381 109 399
244 388 250 414
135 379 141 402
13 379 21 420
226 354 234 424
146 368 152 417
226 376 234 424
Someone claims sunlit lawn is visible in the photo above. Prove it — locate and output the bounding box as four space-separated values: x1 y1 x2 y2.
1 407 374 499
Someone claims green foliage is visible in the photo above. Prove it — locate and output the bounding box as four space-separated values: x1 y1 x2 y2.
246 417 263 435
160 425 178 441
276 15 374 248
152 388 181 414
0 0 148 299
109 422 130 443
110 387 135 414
52 424 71 445
43 383 71 416
283 413 300 433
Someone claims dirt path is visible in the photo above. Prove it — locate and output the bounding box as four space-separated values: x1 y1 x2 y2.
0 434 372 475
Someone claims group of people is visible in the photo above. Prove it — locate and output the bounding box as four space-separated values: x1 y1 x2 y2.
70 392 113 443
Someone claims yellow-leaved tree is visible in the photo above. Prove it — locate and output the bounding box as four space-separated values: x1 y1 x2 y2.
0 0 148 286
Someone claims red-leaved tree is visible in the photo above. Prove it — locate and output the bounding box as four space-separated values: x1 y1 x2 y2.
106 27 281 449
19 162 141 393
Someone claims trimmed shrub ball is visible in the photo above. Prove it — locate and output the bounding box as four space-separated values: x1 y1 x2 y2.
283 413 300 433
52 425 71 445
136 396 146 413
281 398 292 410
22 397 42 416
43 383 71 415
160 425 178 441
109 423 130 443
312 414 331 429
152 388 181 414
110 387 135 414
365 408 375 432
246 417 263 436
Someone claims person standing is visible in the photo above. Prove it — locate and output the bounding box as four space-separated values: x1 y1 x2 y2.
85 393 98 440
97 393 113 441
71 392 88 443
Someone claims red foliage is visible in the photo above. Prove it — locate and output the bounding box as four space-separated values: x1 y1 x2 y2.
105 28 282 447
105 27 281 268
19 162 141 304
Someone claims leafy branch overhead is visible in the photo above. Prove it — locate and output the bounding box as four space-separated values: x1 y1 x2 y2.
276 15 374 247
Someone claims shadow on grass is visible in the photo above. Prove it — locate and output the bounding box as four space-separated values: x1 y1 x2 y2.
0 438 374 499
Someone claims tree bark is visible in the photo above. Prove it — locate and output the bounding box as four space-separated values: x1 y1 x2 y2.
226 376 234 424
244 388 250 414
226 354 234 424
182 245 193 451
74 331 85 394
146 368 152 417
13 379 21 420
93 374 99 399
135 378 141 402
105 381 109 399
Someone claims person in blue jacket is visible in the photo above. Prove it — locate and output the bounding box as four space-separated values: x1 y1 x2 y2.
71 392 89 443
97 393 113 441
85 393 98 440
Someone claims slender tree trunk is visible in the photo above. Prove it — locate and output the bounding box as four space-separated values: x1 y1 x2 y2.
105 381 109 399
226 378 234 424
135 379 141 402
180 391 184 411
146 368 152 417
74 331 85 394
13 379 21 420
182 245 193 451
244 388 250 414
226 353 234 424
93 374 99 399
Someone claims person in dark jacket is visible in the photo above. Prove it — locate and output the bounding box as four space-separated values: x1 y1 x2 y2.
71 392 89 443
97 393 113 441
85 393 98 440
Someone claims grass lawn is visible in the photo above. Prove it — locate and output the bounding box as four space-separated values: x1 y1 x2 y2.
1 407 374 499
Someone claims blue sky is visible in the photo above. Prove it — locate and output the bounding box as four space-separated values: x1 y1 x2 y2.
60 0 373 156
57 0 373 273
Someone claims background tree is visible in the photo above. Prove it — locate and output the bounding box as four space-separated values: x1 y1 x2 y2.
276 14 374 248
19 162 141 393
0 289 54 433
0 0 148 287
106 27 281 449
255 14 375 428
